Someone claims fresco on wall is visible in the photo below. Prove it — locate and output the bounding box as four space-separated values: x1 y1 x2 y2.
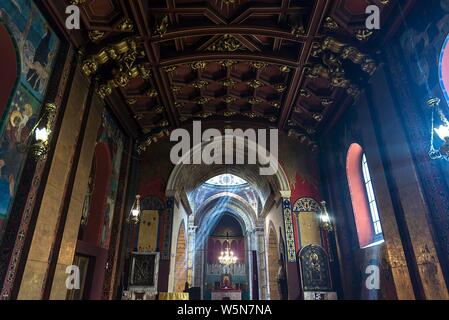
96 109 124 249
0 0 59 101
0 0 59 239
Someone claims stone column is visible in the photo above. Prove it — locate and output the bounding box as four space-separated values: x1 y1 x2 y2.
186 219 196 286
255 220 268 300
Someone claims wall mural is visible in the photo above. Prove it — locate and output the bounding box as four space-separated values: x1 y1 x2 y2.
0 0 59 239
97 110 124 249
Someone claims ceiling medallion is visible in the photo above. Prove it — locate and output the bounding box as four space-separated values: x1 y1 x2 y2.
224 110 237 117
88 30 105 43
279 65 291 73
323 17 339 31
321 98 333 106
275 84 287 93
192 80 209 89
223 96 236 104
244 111 258 119
159 120 169 127
70 0 86 4
172 86 182 94
134 112 144 120
127 98 137 105
313 113 323 122
250 62 267 69
220 60 238 68
154 15 169 37
189 61 208 70
247 79 263 89
195 97 210 105
355 29 374 41
248 97 261 105
199 112 213 119
220 79 237 88
117 18 134 32
147 88 158 97
270 101 281 109
163 66 177 73
154 105 165 114
207 34 244 52
291 24 306 37
300 89 311 98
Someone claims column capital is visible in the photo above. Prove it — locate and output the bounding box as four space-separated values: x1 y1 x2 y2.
280 190 291 199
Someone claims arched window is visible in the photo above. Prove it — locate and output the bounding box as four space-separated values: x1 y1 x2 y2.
347 144 384 248
439 33 449 104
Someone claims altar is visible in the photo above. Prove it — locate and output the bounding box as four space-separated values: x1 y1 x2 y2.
211 289 242 300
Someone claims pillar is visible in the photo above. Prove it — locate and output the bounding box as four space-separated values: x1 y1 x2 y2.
282 197 301 300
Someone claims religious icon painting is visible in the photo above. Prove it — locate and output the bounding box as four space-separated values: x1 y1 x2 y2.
0 84 40 236
0 0 60 102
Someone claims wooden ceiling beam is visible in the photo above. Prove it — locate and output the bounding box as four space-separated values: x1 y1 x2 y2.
278 0 331 129
130 0 180 129
159 53 298 68
148 25 306 43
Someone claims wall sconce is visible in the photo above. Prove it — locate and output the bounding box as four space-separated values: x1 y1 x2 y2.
17 103 56 160
320 201 333 232
127 195 141 224
428 97 449 161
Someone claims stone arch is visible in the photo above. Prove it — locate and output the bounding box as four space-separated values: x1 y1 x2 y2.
165 135 291 203
173 221 187 292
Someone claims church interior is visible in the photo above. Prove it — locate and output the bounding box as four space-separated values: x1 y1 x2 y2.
1 0 449 301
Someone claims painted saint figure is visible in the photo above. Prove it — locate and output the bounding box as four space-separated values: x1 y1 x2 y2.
26 24 51 91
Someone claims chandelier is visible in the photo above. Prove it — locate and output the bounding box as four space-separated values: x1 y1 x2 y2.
218 247 238 266
218 232 238 266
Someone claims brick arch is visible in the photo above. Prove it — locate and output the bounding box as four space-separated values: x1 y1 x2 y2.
267 222 280 300
0 23 20 120
174 221 187 292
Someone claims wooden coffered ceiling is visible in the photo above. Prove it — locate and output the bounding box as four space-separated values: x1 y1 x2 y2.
42 0 415 150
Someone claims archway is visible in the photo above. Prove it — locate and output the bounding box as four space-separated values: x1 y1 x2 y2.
174 221 187 292
165 136 292 300
267 224 280 300
0 24 19 120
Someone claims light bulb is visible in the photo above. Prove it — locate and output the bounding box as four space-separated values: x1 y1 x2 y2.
131 208 140 217
35 127 49 142
435 125 449 141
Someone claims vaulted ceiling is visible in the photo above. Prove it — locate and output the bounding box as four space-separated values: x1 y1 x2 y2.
43 0 414 150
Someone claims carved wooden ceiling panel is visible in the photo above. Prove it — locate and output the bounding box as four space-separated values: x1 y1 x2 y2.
44 0 414 150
